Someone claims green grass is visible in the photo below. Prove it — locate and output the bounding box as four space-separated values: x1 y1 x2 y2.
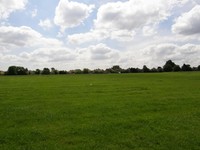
0 72 200 150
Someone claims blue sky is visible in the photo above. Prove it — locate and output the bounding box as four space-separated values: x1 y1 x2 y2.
0 0 200 70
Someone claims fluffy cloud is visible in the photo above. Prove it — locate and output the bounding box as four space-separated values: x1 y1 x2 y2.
0 47 77 70
95 0 168 30
143 26 157 36
68 29 107 44
39 19 53 30
141 43 200 67
117 42 200 68
76 43 121 69
68 0 186 44
1 42 200 70
0 26 41 50
0 26 62 51
54 0 95 31
78 43 119 61
20 48 76 63
68 29 135 44
0 0 27 20
0 43 120 70
172 5 200 35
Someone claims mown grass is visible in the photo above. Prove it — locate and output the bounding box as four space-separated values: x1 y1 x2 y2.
0 72 200 150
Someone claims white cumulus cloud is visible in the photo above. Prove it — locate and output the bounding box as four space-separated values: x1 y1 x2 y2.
39 19 53 30
90 43 119 60
141 43 200 67
68 0 186 44
0 0 27 20
172 5 200 35
20 48 77 63
68 29 132 44
143 26 157 36
75 43 120 69
0 26 63 51
54 0 95 31
94 0 188 31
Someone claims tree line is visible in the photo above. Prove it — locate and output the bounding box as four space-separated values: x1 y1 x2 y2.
1 60 200 75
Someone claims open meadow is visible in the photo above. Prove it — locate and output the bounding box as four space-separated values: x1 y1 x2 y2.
0 72 200 150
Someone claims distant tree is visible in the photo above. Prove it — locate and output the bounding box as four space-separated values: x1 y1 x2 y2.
181 64 192 71
151 68 157 73
68 70 75 74
111 65 122 73
129 68 140 73
142 65 150 73
83 68 90 74
28 70 35 75
7 66 17 75
173 65 181 72
58 70 67 74
157 67 163 72
35 69 41 75
93 69 105 74
42 68 50 75
74 69 82 74
163 60 176 72
197 65 200 71
192 67 198 71
167 60 176 67
163 64 173 72
105 68 112 73
6 66 28 75
51 68 58 74
121 69 129 73
17 67 28 75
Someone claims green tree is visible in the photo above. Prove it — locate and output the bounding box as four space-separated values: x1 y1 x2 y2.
157 67 163 72
93 69 104 74
181 64 192 71
17 67 28 75
173 65 181 72
83 68 90 74
6 66 28 75
59 70 67 74
7 66 17 75
74 69 82 74
42 68 50 75
129 68 140 73
197 65 200 71
35 69 41 75
142 65 150 73
163 60 176 72
111 65 122 73
151 68 157 72
51 68 58 74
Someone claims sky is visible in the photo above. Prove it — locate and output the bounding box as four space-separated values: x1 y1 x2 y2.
0 0 200 71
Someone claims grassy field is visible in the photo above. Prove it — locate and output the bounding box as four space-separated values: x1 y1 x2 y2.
0 72 200 150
